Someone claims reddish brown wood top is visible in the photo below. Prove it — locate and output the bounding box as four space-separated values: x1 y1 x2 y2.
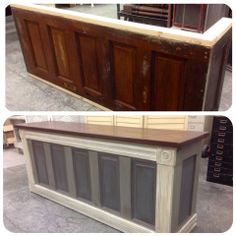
15 121 208 148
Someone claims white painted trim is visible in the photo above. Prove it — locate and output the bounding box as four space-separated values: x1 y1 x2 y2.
31 184 154 233
28 73 109 111
11 3 232 47
178 214 197 233
155 165 175 232
20 131 36 189
22 130 159 162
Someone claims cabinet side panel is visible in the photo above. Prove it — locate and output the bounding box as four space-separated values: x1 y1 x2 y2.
112 43 137 110
99 153 120 212
178 155 196 225
51 144 68 192
31 140 49 185
151 54 185 111
132 160 156 226
78 35 102 97
73 149 91 201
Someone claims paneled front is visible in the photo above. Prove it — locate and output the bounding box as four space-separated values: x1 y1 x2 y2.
28 140 157 229
13 4 230 111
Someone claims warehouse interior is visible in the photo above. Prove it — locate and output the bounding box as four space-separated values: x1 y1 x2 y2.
6 4 232 111
4 3 233 234
3 115 233 233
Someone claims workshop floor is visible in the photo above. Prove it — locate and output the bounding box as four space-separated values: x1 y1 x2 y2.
3 148 233 233
5 4 232 111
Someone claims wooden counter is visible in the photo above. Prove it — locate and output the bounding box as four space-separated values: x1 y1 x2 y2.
17 121 208 232
11 4 232 111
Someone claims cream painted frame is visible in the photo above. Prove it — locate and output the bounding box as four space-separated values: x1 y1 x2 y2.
20 129 202 233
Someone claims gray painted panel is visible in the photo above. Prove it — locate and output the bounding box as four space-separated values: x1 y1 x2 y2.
132 160 156 226
178 155 196 225
32 140 49 185
73 149 91 201
65 147 77 198
99 153 120 212
43 142 56 189
119 156 131 219
89 151 101 207
51 144 68 192
27 139 39 183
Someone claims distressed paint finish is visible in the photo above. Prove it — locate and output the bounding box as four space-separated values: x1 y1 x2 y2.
19 127 205 233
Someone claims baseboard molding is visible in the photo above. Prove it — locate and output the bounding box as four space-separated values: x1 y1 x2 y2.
178 214 197 233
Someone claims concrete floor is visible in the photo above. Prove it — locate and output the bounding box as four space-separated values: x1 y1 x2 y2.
5 4 232 111
3 147 233 233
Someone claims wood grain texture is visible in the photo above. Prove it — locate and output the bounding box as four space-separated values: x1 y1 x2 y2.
112 43 136 110
78 35 102 97
15 121 208 148
151 54 185 111
11 4 231 111
26 20 47 70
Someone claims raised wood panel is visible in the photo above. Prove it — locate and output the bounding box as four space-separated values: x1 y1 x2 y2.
132 160 156 226
73 149 91 201
51 144 68 192
49 27 70 80
112 43 137 110
25 20 47 70
31 141 49 185
99 153 120 212
151 54 185 111
78 35 102 97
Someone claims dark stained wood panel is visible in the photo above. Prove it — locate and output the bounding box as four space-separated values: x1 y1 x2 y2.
11 5 231 111
78 35 102 97
73 149 91 201
50 27 70 79
112 43 136 110
15 121 208 148
31 140 49 185
132 160 156 226
25 20 47 70
151 54 185 111
51 144 68 192
99 153 120 212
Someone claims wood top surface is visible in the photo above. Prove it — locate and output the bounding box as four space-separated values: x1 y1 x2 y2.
16 121 208 148
11 3 232 47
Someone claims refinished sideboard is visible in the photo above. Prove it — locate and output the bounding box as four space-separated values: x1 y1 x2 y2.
11 4 232 111
16 121 208 232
